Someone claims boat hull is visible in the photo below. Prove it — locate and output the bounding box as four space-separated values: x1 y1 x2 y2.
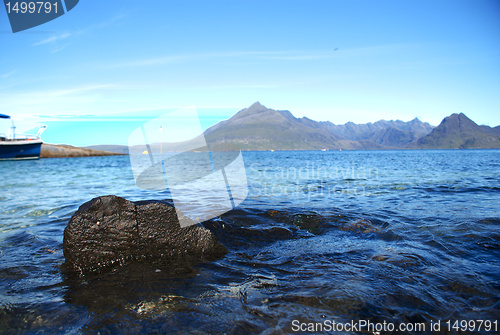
0 140 43 160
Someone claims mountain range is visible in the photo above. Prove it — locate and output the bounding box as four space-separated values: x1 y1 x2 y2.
88 102 500 152
203 102 500 150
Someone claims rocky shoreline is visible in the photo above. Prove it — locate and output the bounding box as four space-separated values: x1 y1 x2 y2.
40 143 126 158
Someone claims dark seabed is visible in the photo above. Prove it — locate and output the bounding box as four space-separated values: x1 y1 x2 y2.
0 150 499 334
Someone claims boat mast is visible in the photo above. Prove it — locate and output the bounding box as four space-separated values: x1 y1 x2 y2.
160 125 163 155
10 118 15 140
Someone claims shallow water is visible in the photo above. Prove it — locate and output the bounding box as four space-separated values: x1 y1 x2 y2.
0 150 499 334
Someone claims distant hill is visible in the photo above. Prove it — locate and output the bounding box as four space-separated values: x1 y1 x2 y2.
85 144 129 154
414 113 500 149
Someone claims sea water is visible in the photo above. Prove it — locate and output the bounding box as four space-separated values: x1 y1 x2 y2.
0 150 499 334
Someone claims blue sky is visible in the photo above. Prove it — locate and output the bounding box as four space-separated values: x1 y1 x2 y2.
1 0 499 146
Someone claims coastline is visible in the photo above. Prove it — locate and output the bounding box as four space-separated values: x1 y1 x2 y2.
40 143 127 158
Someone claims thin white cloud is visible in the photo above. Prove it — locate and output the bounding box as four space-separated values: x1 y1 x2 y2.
0 83 117 120
71 13 128 37
263 44 421 61
25 84 116 98
50 44 70 54
112 55 193 67
31 14 126 48
33 32 71 46
1 70 16 78
109 51 294 68
108 45 420 68
189 81 306 90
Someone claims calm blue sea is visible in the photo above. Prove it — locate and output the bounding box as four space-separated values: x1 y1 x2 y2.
1 150 499 334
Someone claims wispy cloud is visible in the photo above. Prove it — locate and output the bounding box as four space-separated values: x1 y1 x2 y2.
261 44 422 61
31 14 126 49
189 81 307 91
1 70 16 79
77 13 127 34
3 83 115 100
33 32 71 46
50 44 70 54
109 51 303 68
108 45 420 68
41 84 116 97
111 55 194 67
0 83 117 120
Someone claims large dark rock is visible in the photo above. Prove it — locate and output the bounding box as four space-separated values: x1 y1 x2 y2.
63 195 228 274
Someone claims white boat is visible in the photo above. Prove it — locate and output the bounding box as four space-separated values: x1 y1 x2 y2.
0 114 46 160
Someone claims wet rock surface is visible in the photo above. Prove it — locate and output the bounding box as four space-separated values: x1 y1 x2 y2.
63 195 228 275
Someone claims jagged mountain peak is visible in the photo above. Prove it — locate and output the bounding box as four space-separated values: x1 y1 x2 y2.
416 112 500 149
230 102 272 120
443 112 472 122
238 101 269 115
230 102 297 124
438 112 479 133
247 101 267 111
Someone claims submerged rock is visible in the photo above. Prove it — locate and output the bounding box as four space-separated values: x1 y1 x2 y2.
63 195 228 274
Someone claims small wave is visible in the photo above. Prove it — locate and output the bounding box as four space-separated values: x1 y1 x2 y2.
419 185 500 193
